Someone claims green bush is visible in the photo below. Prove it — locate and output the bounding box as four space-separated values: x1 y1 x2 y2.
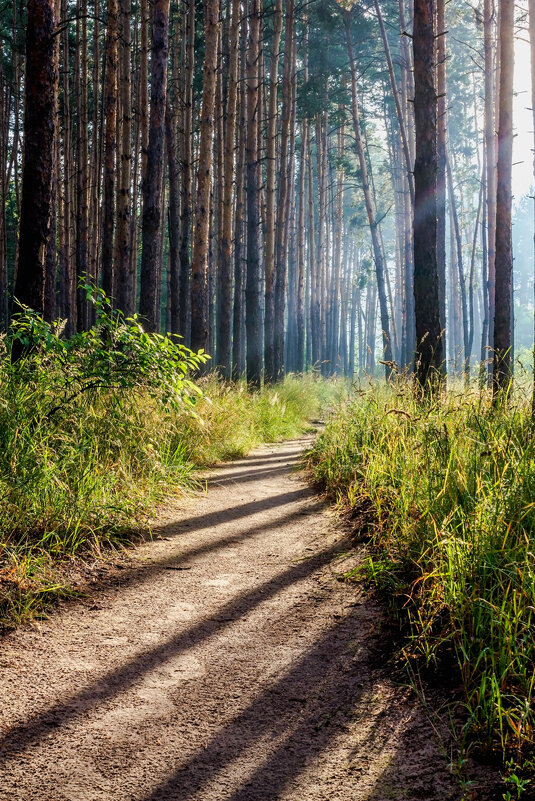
0 298 338 628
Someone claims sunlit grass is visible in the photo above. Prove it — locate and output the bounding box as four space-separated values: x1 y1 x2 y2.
0 369 339 630
306 378 535 771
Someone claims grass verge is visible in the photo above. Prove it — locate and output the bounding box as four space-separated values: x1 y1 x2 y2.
306 380 535 790
0 362 337 631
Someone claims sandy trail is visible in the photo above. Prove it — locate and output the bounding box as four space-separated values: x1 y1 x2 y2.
0 436 461 801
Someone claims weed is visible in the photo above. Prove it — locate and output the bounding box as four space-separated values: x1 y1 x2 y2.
306 380 535 773
0 302 338 630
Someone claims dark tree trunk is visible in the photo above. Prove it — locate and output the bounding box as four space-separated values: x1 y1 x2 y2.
263 0 283 382
484 0 496 379
245 0 262 388
101 0 118 301
232 35 247 380
296 118 307 374
493 0 514 393
139 0 170 331
44 0 60 323
114 0 133 311
178 0 195 343
165 91 180 334
190 0 219 353
75 0 89 330
14 0 58 331
273 0 294 381
436 0 446 334
412 0 443 388
216 0 240 377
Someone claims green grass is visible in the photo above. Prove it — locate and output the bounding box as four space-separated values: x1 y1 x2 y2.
306 379 535 783
0 364 338 631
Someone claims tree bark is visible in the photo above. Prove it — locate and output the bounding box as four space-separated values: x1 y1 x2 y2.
14 0 58 328
190 0 220 353
436 0 446 335
216 0 240 377
484 0 496 378
114 0 133 312
139 0 170 331
493 0 514 393
263 0 283 382
412 0 443 388
101 0 118 302
232 27 247 380
245 0 262 388
166 90 180 334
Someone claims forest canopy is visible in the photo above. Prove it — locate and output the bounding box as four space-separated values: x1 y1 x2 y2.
0 0 531 389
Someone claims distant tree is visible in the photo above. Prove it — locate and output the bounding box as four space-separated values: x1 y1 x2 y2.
345 8 393 378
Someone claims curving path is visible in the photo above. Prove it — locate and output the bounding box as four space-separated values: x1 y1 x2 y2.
0 437 461 800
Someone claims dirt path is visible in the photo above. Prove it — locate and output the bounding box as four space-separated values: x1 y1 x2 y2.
0 437 463 800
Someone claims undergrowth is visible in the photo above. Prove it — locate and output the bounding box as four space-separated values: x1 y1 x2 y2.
0 293 336 630
306 379 535 789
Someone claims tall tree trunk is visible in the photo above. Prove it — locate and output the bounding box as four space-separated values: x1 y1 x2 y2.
480 167 489 375
296 117 307 374
88 0 101 316
412 0 443 388
178 0 195 343
436 0 446 334
232 30 247 380
44 0 60 322
190 0 220 353
61 0 76 333
467 172 484 374
139 0 170 331
263 0 283 382
13 0 58 356
76 0 89 329
493 0 514 393
216 0 240 377
308 126 320 367
140 0 149 182
529 0 535 410
245 0 262 388
273 0 295 380
345 10 393 376
166 91 180 334
114 0 132 311
102 0 118 302
446 156 469 374
484 0 496 378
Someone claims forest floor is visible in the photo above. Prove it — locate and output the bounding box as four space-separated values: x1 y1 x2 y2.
0 436 499 801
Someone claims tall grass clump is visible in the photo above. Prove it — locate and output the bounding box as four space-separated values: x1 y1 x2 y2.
307 380 535 769
175 372 339 465
0 291 336 629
